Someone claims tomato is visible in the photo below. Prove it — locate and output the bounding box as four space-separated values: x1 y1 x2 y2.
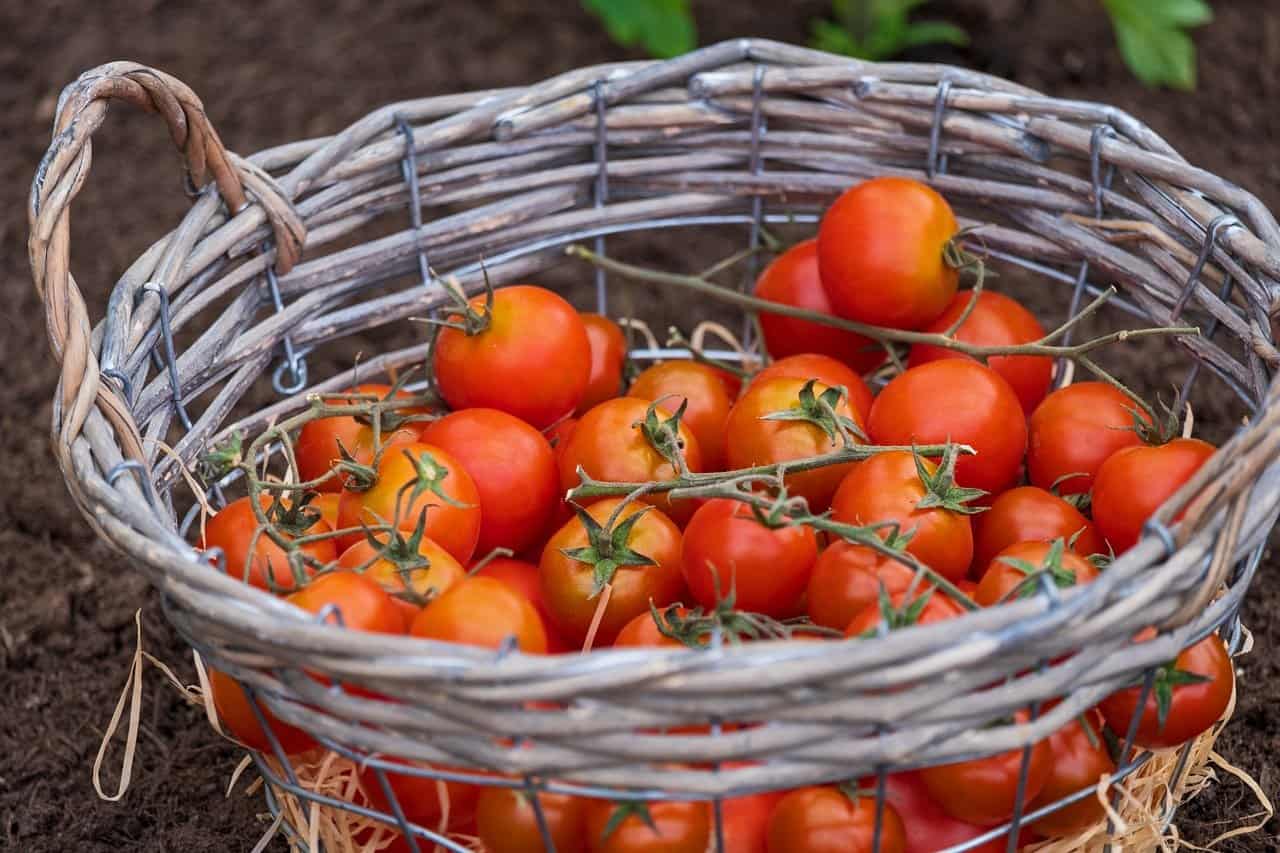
754 239 883 372
972 486 1105 573
310 492 341 531
868 360 1027 494
337 533 465 624
584 799 710 853
294 383 424 493
476 787 587 853
884 771 1009 853
1027 710 1116 838
830 451 976 583
548 417 578 453
805 542 920 631
410 576 548 653
920 711 1052 826
614 606 688 648
725 377 864 512
817 176 959 330
908 290 1052 414
1026 382 1150 496
974 540 1100 607
1092 437 1215 554
473 557 574 653
287 570 406 634
203 495 336 592
559 397 705 525
681 498 817 617
721 787 785 853
1099 633 1233 750
421 408 559 556
766 786 905 853
361 761 480 835
433 284 591 428
845 587 962 637
540 498 686 648
336 442 480 560
207 667 316 755
579 313 628 414
749 354 874 426
628 361 734 469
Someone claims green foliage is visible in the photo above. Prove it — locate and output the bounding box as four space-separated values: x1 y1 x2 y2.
1102 0 1212 90
583 0 697 59
810 0 968 61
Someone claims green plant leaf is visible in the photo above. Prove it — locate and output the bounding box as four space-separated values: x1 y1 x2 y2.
1102 0 1212 91
901 20 969 49
584 0 697 59
809 0 968 61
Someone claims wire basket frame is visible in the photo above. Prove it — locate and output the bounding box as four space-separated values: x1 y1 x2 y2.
26 42 1280 852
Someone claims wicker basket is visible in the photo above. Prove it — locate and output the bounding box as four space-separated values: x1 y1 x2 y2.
29 41 1280 852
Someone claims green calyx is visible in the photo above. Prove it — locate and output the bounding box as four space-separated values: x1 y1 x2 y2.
266 489 322 537
858 582 935 638
359 508 439 607
560 504 657 597
600 801 657 841
1152 663 1213 732
913 444 987 515
1123 393 1180 446
332 438 378 492
997 538 1079 600
638 398 692 469
400 448 472 515
760 379 865 445
197 431 243 482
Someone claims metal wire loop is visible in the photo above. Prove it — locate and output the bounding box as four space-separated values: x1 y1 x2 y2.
260 243 310 395
394 113 432 289
315 602 348 628
138 282 194 431
1171 214 1242 322
101 367 135 406
1089 124 1117 219
926 78 953 178
1142 517 1178 559
105 458 158 509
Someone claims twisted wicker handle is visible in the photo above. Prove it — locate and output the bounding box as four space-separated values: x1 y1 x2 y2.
28 62 305 474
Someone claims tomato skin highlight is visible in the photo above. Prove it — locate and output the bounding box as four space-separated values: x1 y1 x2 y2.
1092 437 1215 554
818 176 959 330
476 787 587 853
203 495 336 592
584 799 710 853
749 353 874 426
754 239 884 372
411 576 548 653
805 542 919 631
1027 710 1116 838
433 284 591 428
287 571 407 634
337 536 466 624
208 667 316 755
766 786 905 853
1026 382 1149 496
578 313 628 414
473 557 574 653
628 361 734 470
972 486 1105 574
974 541 1100 607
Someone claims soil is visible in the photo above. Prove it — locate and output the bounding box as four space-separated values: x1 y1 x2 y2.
1 0 1278 851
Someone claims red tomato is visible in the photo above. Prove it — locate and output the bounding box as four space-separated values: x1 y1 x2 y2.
974 540 1100 607
421 408 559 556
473 557 574 653
749 353 874 426
335 442 480 561
868 360 1027 494
411 576 548 653
294 383 423 493
310 492 341 532
1092 437 1215 553
920 711 1052 826
1099 633 1233 750
614 606 689 648
754 239 883 372
766 786 905 853
1028 710 1116 838
476 787 587 853
830 451 976 583
559 397 705 525
361 761 480 835
845 587 962 637
972 486 1106 574
433 284 591 428
584 799 710 853
203 495 336 592
721 787 785 853
817 176 959 330
579 313 628 414
725 377 864 512
337 534 465 624
628 361 734 470
805 542 920 631
287 570 407 634
207 667 316 755
884 771 1009 853
682 498 817 617
1026 382 1150 496
539 498 686 648
908 290 1052 414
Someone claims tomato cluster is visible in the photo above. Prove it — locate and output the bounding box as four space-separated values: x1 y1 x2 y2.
197 176 1233 852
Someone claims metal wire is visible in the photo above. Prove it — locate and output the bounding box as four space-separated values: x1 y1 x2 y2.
138 283 194 431
926 78 953 178
395 114 433 289
261 242 309 395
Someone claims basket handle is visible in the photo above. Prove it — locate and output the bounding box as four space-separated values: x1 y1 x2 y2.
27 62 305 471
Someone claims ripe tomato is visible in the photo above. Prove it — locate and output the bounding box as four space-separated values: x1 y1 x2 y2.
361 761 481 835
579 313 628 414
830 451 976 583
749 353 874 426
614 606 688 648
540 498 685 648
725 377 864 512
433 284 591 428
584 799 710 853
721 787 785 853
207 667 315 755
476 787 587 853
766 786 905 853
845 587 963 637
908 290 1052 414
1027 710 1116 838
337 534 465 624
868 360 1027 494
421 408 559 556
294 383 424 493
287 570 406 634
628 361 734 469
473 557 574 653
920 711 1052 826
754 239 883 372
203 495 336 592
1099 633 1233 750
974 540 1100 607
1026 382 1149 496
884 771 1010 853
1092 437 1215 553
310 492 341 531
411 576 548 653
559 397 705 525
972 486 1105 573
682 498 817 617
336 442 480 560
805 542 919 631
817 176 959 330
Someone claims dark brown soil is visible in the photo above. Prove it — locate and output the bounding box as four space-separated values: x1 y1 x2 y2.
2 1 1277 851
